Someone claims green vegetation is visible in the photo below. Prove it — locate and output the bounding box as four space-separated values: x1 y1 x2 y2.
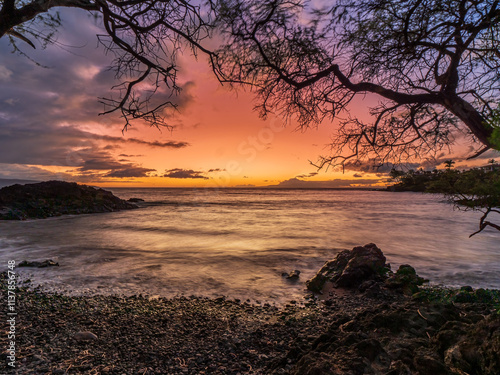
388 161 500 235
413 286 500 314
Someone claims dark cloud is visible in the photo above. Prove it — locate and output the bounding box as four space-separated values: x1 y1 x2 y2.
163 168 209 179
0 122 182 182
0 9 196 130
73 150 156 178
0 8 194 182
343 161 397 174
353 173 363 178
78 157 126 171
0 124 188 166
0 164 76 182
119 154 144 157
269 178 382 188
208 168 226 172
174 81 196 108
295 172 318 179
104 166 155 178
97 135 189 148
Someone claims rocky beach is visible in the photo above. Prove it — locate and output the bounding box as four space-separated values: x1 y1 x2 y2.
2 245 499 374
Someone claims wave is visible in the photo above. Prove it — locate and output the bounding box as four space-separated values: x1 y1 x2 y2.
106 223 235 237
141 199 356 208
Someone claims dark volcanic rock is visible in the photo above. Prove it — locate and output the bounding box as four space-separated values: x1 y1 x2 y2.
283 270 301 280
128 198 145 202
0 181 137 220
1 271 498 375
306 243 388 292
385 264 428 295
19 260 59 268
287 300 500 375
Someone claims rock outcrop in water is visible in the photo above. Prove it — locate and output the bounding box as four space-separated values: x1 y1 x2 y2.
306 244 428 295
306 243 389 292
0 181 137 220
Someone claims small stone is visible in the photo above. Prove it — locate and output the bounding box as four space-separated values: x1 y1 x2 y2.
358 280 377 292
128 198 145 202
286 270 301 280
74 331 98 342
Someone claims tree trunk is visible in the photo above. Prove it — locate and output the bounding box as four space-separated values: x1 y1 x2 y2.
442 94 495 150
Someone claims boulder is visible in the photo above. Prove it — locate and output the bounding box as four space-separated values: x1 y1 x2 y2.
306 243 388 292
0 181 137 220
385 264 427 295
444 316 500 374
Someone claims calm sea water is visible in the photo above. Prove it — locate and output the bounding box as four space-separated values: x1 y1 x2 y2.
0 189 498 303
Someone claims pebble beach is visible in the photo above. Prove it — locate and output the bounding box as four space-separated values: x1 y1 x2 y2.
2 271 499 375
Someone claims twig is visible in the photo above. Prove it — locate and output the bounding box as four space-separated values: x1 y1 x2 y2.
417 309 428 320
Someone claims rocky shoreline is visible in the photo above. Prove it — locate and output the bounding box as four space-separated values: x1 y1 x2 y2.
1 246 499 374
0 181 137 220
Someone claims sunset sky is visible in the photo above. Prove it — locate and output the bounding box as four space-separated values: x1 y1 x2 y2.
1 8 498 188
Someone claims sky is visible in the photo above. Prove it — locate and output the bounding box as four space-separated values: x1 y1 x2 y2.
0 8 498 188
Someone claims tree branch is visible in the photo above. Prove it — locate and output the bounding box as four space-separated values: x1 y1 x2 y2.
0 0 98 38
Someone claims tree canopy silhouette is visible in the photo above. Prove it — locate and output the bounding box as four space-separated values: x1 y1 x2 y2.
388 163 500 235
216 0 500 167
0 0 216 129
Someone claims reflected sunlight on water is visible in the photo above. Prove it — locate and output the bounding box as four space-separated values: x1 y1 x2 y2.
0 189 498 303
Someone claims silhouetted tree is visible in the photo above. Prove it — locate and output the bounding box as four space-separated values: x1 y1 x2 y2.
444 160 455 170
0 0 216 129
216 0 500 166
390 165 500 235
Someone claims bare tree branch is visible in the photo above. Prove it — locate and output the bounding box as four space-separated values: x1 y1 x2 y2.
0 0 217 129
216 0 500 168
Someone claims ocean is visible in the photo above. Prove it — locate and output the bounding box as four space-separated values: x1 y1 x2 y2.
0 188 498 304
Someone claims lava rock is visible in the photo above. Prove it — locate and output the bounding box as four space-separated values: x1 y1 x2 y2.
0 181 137 220
306 243 388 292
18 260 59 268
283 270 301 280
128 198 145 202
385 264 427 295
